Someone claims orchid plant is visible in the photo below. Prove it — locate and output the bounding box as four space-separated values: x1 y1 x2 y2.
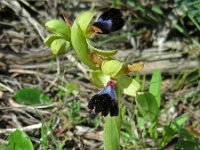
44 8 144 150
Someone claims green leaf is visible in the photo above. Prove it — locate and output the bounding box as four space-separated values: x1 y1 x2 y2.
137 117 145 129
151 6 164 15
137 93 159 122
122 121 133 136
45 19 71 40
87 40 117 57
171 115 188 130
50 39 70 55
176 140 200 150
90 70 110 87
104 115 121 150
161 125 177 146
71 19 97 69
8 129 34 150
148 122 158 139
14 88 51 105
175 128 200 150
101 60 124 77
76 11 95 34
117 75 140 97
161 115 188 146
43 34 62 47
149 69 161 107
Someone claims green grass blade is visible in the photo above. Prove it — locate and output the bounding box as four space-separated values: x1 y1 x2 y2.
149 69 161 107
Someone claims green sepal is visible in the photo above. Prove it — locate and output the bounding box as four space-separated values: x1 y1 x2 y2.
101 60 124 77
71 19 97 69
76 11 95 34
87 40 117 57
45 19 71 40
43 34 62 47
90 70 110 87
117 75 140 97
51 39 70 55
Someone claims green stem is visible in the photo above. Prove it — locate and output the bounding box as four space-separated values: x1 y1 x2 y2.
103 87 122 150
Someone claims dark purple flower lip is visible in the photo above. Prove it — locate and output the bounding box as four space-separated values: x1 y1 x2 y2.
88 80 118 116
92 8 125 34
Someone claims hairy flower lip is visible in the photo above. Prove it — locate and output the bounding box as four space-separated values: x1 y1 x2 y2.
92 8 125 34
88 80 118 116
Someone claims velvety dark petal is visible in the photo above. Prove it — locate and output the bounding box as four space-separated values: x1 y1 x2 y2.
88 95 97 109
95 94 112 112
89 94 113 116
95 107 101 113
99 8 123 20
93 8 124 34
110 18 125 32
102 109 110 116
110 101 119 116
